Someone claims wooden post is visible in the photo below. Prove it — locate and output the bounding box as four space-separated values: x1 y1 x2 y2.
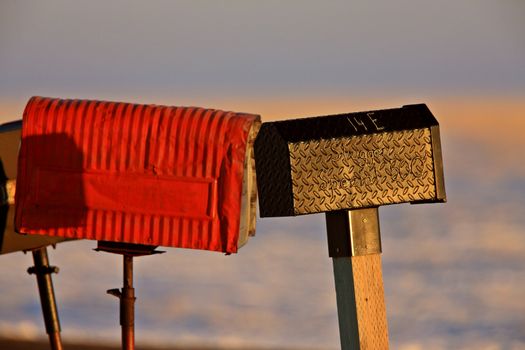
326 208 389 349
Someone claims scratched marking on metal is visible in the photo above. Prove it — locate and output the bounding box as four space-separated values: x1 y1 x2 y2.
5 179 16 205
289 128 435 215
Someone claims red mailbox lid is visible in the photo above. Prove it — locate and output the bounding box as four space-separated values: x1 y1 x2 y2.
15 97 260 253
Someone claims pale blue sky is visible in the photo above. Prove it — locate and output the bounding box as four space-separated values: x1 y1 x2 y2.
1 0 524 102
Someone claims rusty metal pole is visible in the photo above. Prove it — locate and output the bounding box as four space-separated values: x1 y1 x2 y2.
107 254 135 350
28 247 63 350
122 255 135 350
100 242 162 350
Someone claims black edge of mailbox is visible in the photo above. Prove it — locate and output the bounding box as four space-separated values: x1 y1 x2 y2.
254 123 295 217
254 104 445 218
0 120 23 133
262 104 438 143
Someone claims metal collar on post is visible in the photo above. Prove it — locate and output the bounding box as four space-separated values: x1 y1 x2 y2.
326 208 388 348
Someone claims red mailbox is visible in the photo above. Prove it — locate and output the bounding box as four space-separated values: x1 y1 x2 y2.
15 97 260 253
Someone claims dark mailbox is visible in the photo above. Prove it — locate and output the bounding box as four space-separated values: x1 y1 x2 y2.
255 104 446 217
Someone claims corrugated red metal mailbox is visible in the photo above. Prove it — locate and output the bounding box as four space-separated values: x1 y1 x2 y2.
15 96 261 349
254 104 446 349
1 120 68 350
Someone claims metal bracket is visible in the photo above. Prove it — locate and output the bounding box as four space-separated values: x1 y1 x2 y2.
94 240 164 256
28 265 59 275
107 288 122 298
326 208 382 257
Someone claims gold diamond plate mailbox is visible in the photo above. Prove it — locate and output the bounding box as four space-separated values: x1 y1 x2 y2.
255 104 446 349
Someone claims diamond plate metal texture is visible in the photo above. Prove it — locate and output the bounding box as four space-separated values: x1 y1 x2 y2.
254 124 294 217
289 128 435 215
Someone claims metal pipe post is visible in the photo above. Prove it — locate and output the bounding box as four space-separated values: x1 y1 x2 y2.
101 242 161 350
121 255 135 350
29 247 63 350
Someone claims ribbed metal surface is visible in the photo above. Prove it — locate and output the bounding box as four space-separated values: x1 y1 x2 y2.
15 97 260 253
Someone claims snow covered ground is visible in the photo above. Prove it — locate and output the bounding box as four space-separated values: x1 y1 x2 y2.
1 124 524 350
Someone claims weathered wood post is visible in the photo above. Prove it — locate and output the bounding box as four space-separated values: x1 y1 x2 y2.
255 104 446 349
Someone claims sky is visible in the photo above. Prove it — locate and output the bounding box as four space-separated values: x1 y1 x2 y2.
1 1 524 349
